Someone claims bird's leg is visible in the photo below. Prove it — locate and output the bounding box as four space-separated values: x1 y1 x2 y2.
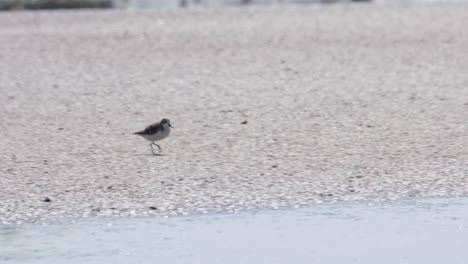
150 143 157 155
152 142 162 153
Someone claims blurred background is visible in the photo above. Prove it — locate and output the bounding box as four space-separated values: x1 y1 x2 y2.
1 0 436 11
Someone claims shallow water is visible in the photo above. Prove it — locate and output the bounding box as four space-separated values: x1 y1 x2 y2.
1 198 467 264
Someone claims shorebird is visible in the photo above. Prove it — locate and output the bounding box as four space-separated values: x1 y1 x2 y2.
134 118 173 155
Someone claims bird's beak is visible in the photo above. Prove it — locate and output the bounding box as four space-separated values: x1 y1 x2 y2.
169 124 174 128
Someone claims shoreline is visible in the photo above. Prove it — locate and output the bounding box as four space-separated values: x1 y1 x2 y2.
2 197 468 263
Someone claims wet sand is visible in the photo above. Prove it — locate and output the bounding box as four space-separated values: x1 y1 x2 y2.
1 3 468 223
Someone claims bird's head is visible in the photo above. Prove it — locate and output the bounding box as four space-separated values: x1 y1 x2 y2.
161 118 173 128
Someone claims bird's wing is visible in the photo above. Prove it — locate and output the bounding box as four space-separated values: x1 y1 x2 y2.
135 122 161 135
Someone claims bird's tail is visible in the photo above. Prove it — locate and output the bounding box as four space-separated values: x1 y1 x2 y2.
133 131 143 135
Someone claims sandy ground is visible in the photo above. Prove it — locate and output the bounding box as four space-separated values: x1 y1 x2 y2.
1 3 468 224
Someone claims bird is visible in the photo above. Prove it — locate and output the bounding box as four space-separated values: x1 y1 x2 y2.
133 118 173 155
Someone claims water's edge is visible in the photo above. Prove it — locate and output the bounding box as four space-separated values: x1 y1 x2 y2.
2 197 467 264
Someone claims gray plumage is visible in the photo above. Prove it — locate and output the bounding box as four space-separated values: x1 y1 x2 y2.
134 122 164 136
134 118 173 155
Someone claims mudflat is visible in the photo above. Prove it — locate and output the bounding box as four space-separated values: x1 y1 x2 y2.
1 3 467 223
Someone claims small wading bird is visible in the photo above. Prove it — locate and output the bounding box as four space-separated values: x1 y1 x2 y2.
134 118 173 155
